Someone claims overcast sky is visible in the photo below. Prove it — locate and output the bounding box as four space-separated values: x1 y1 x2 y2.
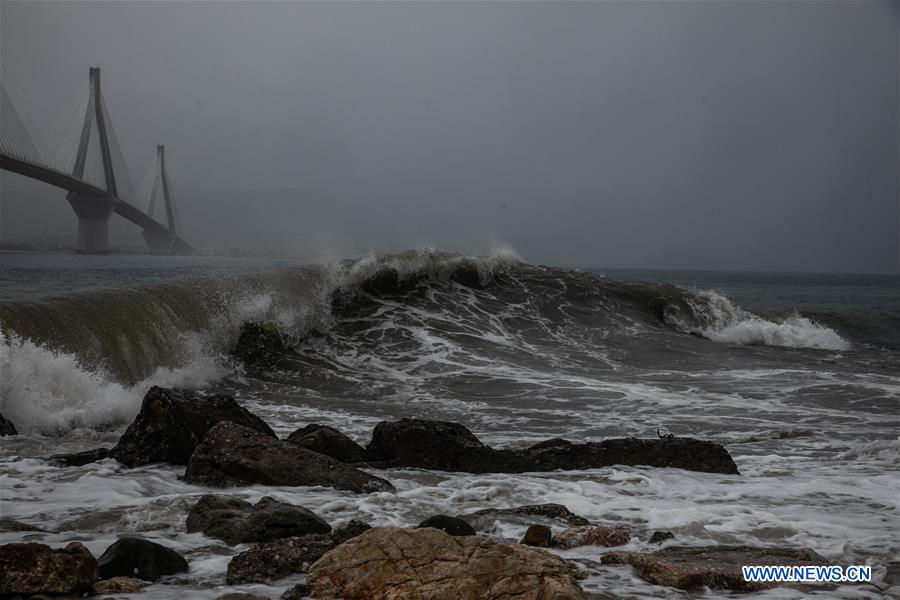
1 1 897 273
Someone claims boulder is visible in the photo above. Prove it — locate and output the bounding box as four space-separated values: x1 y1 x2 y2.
226 520 370 584
0 542 98 594
184 422 393 494
186 495 331 545
307 527 586 599
467 503 591 532
602 545 832 591
416 515 476 536
521 524 552 547
231 321 297 371
365 419 739 474
0 518 46 532
523 437 739 475
0 412 16 436
110 386 275 467
287 424 366 463
552 525 633 549
649 531 675 544
97 537 188 581
92 576 145 593
281 583 310 599
48 447 111 466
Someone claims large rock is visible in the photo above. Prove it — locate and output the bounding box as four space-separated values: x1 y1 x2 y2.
366 418 739 474
307 526 586 599
97 537 188 581
186 495 331 545
226 520 370 584
231 322 298 371
110 386 275 467
184 422 394 494
0 412 16 436
521 525 552 547
287 424 366 463
552 525 633 549
0 542 98 594
49 447 111 466
416 515 476 536
472 503 591 527
602 545 832 591
92 576 145 593
0 519 46 532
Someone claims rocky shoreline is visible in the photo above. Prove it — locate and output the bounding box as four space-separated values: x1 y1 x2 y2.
0 387 870 598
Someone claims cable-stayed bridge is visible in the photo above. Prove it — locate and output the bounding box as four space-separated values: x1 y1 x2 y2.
0 68 192 254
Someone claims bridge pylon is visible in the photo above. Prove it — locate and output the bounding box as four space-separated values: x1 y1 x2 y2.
68 67 117 253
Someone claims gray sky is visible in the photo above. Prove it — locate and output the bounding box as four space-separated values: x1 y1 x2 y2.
1 1 897 273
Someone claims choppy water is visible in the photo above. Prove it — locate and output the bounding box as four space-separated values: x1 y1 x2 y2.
0 249 897 599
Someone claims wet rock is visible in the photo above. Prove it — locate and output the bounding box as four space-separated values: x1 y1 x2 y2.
365 418 739 474
48 447 111 466
602 545 831 591
286 424 366 463
552 525 633 549
508 503 591 526
92 576 145 593
216 595 270 600
307 526 586 599
110 386 275 467
186 495 331 545
97 537 188 581
280 583 310 599
521 524 552 547
0 519 46 532
0 412 16 436
417 514 476 536
0 542 98 595
231 322 297 371
523 436 739 475
649 531 675 544
185 422 393 494
468 503 591 533
226 520 370 584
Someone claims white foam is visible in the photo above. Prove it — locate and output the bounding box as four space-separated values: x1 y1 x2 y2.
0 329 225 435
671 290 850 351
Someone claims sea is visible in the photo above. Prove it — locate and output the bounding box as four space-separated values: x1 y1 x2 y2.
0 249 897 599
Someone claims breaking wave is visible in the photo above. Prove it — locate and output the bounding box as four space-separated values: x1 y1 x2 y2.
0 250 858 433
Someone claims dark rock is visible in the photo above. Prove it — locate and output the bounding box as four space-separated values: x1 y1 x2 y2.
110 386 275 467
216 595 270 600
649 531 675 544
287 424 366 463
509 503 591 526
0 519 46 532
48 447 110 466
92 576 145 593
186 495 330 545
552 525 633 549
0 412 16 436
231 322 297 371
97 537 188 581
468 503 591 532
417 515 476 536
521 524 552 547
602 545 831 591
184 422 393 494
0 542 98 594
226 520 370 584
365 418 739 474
307 527 586 599
281 584 310 599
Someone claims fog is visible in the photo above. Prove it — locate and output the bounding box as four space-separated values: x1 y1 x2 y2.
1 1 897 273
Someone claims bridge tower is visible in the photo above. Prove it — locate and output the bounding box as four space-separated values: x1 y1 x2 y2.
67 67 117 253
142 144 181 252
